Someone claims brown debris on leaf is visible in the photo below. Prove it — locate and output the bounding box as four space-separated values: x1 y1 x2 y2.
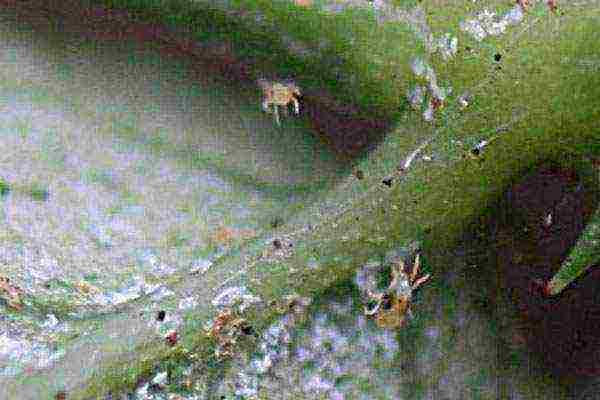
165 330 179 347
210 225 257 246
0 276 24 310
293 0 313 7
518 0 558 13
517 0 530 11
73 280 100 296
277 293 312 317
205 308 251 360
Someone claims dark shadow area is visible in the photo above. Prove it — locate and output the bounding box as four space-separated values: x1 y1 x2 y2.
493 164 599 375
460 160 600 397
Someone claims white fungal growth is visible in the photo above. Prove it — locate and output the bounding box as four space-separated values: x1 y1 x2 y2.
460 6 525 41
355 260 385 297
212 286 261 312
423 99 435 122
410 57 430 78
151 371 168 387
401 138 435 171
220 296 403 399
430 83 452 103
190 258 212 275
407 85 426 110
458 91 472 109
435 33 458 61
409 56 450 122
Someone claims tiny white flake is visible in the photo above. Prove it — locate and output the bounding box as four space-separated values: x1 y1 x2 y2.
152 371 168 386
190 258 212 274
178 296 197 310
212 286 261 312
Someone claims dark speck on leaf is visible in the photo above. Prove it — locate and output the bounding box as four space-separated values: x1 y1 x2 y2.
149 383 162 392
494 53 502 62
382 177 393 187
157 310 166 322
273 239 282 249
382 294 392 310
241 324 254 335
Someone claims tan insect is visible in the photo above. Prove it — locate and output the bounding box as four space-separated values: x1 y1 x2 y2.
364 253 431 329
517 0 530 11
257 78 301 126
206 308 251 359
74 280 100 295
0 276 24 311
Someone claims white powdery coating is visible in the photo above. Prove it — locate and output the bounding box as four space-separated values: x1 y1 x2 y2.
504 5 525 24
354 260 383 296
436 33 458 61
296 346 313 362
152 371 168 386
304 374 334 393
211 285 261 312
430 82 451 102
189 258 212 275
178 296 197 310
460 6 524 41
423 100 435 122
235 371 259 398
330 390 345 400
0 334 64 374
151 286 175 301
0 334 28 361
407 85 426 110
41 314 59 330
92 277 162 307
226 292 404 399
307 257 320 270
135 383 150 400
252 353 274 374
410 57 429 77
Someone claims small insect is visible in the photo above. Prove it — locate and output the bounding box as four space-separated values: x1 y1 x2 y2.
0 276 24 310
73 280 99 295
54 391 67 400
517 0 530 11
206 308 249 359
364 253 431 329
257 78 301 126
165 330 178 346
